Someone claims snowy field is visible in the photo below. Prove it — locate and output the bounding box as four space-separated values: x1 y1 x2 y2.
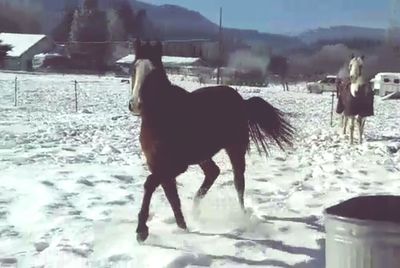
0 71 399 268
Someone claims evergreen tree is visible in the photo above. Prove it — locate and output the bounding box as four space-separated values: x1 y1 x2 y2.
134 9 160 39
83 0 98 11
51 9 75 42
69 0 108 70
112 0 136 38
107 9 127 41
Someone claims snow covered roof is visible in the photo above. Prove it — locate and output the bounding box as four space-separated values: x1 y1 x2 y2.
374 72 400 78
116 54 202 66
0 33 47 57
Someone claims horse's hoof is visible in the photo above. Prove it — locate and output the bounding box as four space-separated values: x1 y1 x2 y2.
136 230 149 243
136 225 149 243
177 220 187 230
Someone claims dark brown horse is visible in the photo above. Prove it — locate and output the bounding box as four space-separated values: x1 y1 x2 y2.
128 39 294 242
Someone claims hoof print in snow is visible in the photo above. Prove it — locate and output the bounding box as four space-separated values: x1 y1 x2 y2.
34 241 49 252
82 109 93 114
101 145 121 154
0 210 8 219
106 200 128 206
387 143 400 154
41 181 55 188
112 175 134 183
108 254 133 263
111 115 124 121
77 178 95 187
0 226 19 238
0 258 17 265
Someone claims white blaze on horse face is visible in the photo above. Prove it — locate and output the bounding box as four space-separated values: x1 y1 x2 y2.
349 57 360 81
130 59 155 115
349 57 364 97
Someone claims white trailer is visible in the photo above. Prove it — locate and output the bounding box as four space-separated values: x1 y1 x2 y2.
370 72 400 97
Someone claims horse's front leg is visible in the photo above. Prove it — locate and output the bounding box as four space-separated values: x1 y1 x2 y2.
343 115 348 135
136 174 160 242
349 117 355 145
161 179 187 230
358 117 366 144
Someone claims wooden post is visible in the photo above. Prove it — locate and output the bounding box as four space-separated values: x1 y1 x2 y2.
74 80 78 112
14 76 17 106
216 7 223 85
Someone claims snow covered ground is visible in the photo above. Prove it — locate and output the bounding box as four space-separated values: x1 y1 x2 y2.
0 71 399 268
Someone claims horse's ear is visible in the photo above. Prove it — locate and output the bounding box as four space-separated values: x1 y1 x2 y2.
350 53 355 59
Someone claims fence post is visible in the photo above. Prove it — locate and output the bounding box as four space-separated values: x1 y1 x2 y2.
14 76 17 106
74 80 78 112
330 92 335 127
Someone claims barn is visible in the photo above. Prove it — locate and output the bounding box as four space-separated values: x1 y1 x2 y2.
115 54 208 76
0 33 55 71
162 39 219 63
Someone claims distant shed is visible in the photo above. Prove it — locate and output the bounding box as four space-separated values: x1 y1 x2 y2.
115 54 208 75
0 32 55 71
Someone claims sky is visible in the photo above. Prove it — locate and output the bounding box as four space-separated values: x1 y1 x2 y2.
141 0 392 35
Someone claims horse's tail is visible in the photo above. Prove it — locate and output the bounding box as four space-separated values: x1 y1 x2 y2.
246 97 294 155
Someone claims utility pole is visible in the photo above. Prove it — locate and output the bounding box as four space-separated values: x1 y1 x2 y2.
217 7 223 85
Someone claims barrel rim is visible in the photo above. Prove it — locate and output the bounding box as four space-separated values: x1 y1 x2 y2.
323 195 400 228
323 211 400 229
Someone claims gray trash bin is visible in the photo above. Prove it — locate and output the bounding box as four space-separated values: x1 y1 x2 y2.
324 195 400 268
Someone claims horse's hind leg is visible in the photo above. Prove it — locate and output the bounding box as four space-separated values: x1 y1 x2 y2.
357 117 366 144
340 114 344 128
226 144 247 211
193 159 220 208
136 174 161 242
161 178 187 230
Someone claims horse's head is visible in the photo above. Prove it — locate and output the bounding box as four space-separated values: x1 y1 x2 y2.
349 55 368 97
349 55 364 83
128 39 164 116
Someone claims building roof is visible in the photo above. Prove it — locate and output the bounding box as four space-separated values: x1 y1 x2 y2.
375 72 400 77
116 54 203 66
0 33 47 57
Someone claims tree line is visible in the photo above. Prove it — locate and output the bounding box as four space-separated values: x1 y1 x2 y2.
0 0 158 71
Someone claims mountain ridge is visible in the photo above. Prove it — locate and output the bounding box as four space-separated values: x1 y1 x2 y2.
0 0 388 51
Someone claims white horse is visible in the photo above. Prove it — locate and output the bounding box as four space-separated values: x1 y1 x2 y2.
336 55 374 144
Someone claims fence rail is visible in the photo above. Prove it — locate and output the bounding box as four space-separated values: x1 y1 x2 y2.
0 73 132 115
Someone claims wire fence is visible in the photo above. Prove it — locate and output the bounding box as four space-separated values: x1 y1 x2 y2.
0 73 132 115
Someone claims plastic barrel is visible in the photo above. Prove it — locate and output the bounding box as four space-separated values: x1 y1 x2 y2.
324 195 400 268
